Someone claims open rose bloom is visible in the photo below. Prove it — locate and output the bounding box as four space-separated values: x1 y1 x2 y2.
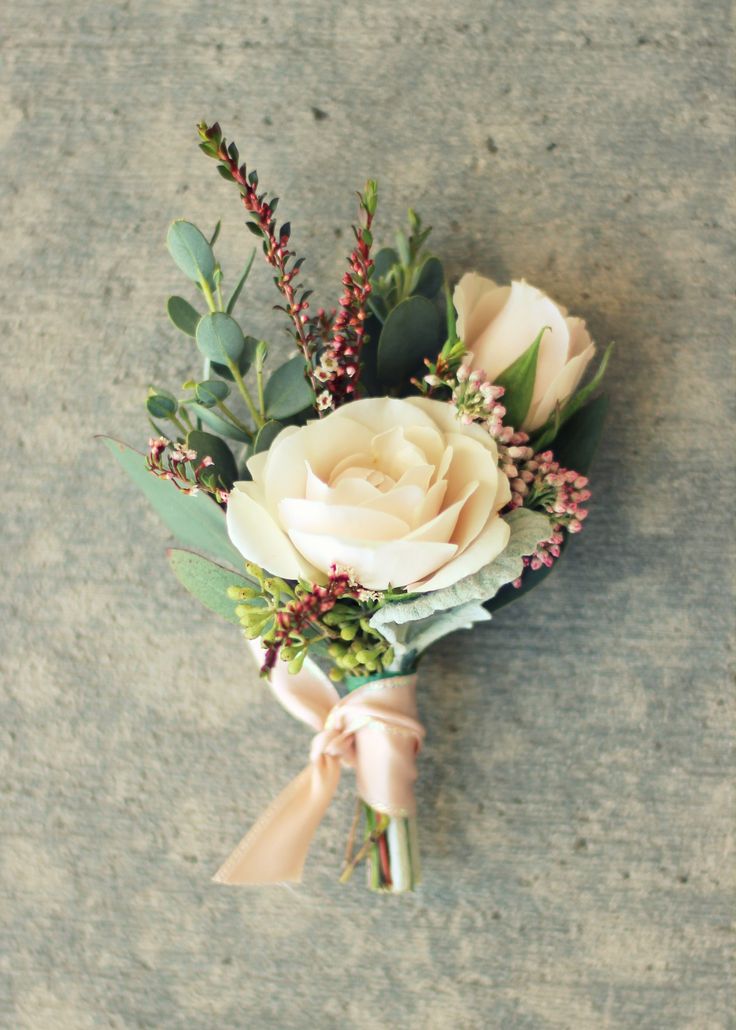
106 129 609 894
227 397 511 593
455 274 596 431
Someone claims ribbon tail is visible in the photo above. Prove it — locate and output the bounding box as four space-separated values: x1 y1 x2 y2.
212 756 342 885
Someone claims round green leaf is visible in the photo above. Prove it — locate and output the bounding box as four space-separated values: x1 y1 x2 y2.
196 312 245 364
187 429 238 489
376 295 442 386
167 220 216 287
195 379 230 407
372 247 399 281
264 356 315 419
166 295 201 337
146 388 178 419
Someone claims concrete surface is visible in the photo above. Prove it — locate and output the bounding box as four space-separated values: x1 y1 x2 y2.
1 1 733 1027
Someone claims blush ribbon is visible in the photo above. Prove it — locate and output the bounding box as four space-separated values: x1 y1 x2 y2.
213 646 423 885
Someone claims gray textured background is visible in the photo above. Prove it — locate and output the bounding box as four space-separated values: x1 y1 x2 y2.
1 1 733 1027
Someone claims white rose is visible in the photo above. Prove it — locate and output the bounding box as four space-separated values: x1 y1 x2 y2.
226 396 511 592
454 274 595 431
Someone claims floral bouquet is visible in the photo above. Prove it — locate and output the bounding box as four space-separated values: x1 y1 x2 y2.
102 122 611 893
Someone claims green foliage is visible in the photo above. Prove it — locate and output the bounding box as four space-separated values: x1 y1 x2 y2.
167 220 216 288
167 549 255 624
226 249 256 314
254 420 283 453
532 343 614 450
188 403 251 442
413 256 444 300
166 296 201 337
546 393 609 475
264 356 315 418
195 312 245 363
495 327 546 428
100 436 241 567
146 387 178 420
186 429 238 489
376 295 443 386
194 379 230 407
211 337 259 381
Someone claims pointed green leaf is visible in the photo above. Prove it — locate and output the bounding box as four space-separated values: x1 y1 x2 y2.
167 220 216 287
495 327 546 428
209 219 222 247
99 436 241 567
264 356 315 419
166 296 201 337
196 312 245 363
412 256 444 299
226 249 256 314
186 430 238 489
188 402 251 442
167 549 254 624
376 295 442 386
532 342 614 450
547 393 609 474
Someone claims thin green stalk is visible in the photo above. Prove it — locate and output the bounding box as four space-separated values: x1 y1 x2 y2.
256 347 267 420
227 357 263 429
200 277 217 314
215 399 253 436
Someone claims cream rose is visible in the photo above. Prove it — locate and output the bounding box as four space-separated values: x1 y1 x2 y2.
226 396 511 592
454 274 595 431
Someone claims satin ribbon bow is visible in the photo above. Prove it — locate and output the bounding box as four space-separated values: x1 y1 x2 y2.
213 648 423 885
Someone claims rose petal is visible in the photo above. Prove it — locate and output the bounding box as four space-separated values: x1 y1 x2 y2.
410 513 511 593
227 482 319 580
525 342 595 431
278 498 411 540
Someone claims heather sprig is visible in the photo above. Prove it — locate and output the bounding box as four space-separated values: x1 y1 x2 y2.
228 563 395 680
198 121 322 396
145 437 230 504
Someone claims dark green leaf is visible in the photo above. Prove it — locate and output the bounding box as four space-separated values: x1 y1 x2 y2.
189 402 251 442
532 342 615 450
547 393 609 474
226 249 256 314
376 295 442 386
209 220 222 247
413 256 444 299
167 549 255 625
166 296 201 337
99 436 241 566
495 327 546 427
372 247 399 281
166 220 216 287
254 420 283 453
186 429 239 489
196 312 245 363
264 356 315 419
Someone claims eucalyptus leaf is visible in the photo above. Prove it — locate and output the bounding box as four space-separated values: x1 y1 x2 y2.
413 256 444 299
254 420 284 453
211 336 259 381
99 436 241 567
495 326 546 428
196 312 245 363
167 220 216 287
195 379 230 407
264 356 315 419
166 296 201 337
186 429 238 489
370 508 551 629
146 388 177 419
376 295 442 386
188 402 251 443
226 249 256 314
167 549 254 625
